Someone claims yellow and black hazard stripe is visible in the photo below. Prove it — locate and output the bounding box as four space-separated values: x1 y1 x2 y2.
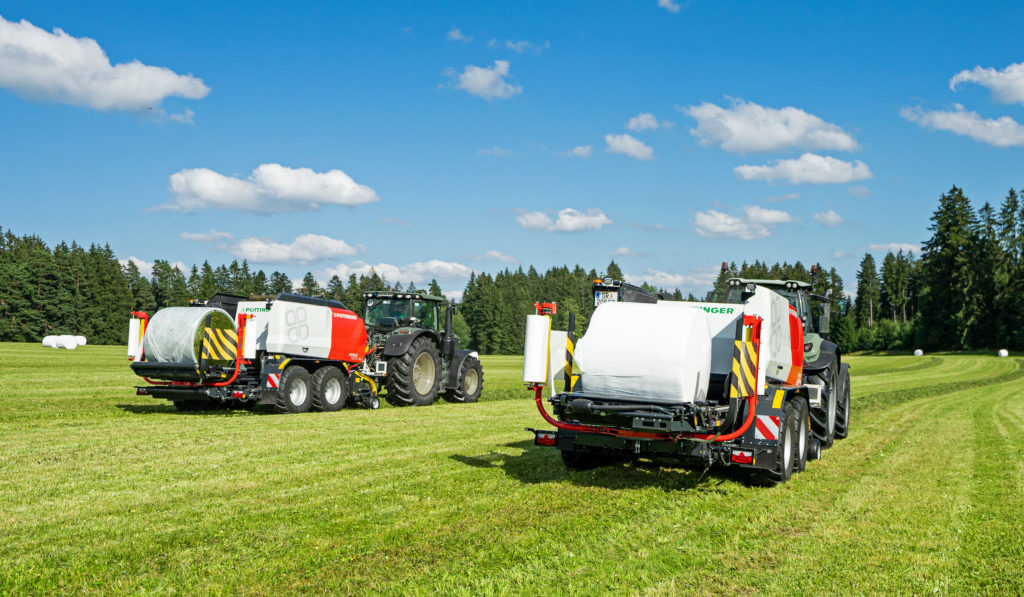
201 327 238 362
729 337 758 398
564 331 580 393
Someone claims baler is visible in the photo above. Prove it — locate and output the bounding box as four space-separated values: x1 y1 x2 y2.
129 293 380 412
525 278 850 485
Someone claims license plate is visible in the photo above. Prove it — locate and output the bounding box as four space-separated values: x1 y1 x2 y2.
594 290 618 306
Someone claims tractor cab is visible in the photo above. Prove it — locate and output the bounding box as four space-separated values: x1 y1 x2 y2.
362 291 444 333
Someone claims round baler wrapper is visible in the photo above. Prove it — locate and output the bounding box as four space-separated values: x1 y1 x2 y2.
143 307 236 364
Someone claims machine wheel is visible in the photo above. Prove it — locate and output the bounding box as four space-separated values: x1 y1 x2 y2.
368 396 380 410
385 336 440 407
753 401 798 486
794 398 810 473
443 357 484 403
809 366 838 449
312 366 347 412
560 448 603 471
834 365 851 440
276 366 313 413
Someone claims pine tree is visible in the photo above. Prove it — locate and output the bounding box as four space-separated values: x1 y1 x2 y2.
854 253 880 328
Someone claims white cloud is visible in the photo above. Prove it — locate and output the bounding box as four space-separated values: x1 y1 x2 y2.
229 234 358 265
477 146 512 157
625 267 718 292
605 133 654 160
506 40 531 53
900 105 1024 148
482 250 519 263
325 259 474 284
626 112 673 131
764 193 801 202
180 229 234 243
444 290 465 301
564 145 592 157
118 256 187 278
813 210 843 227
610 246 647 257
734 153 873 184
657 0 682 13
694 206 796 240
831 250 847 260
682 99 859 153
446 27 471 42
0 15 209 113
515 208 613 232
848 185 871 199
950 61 1024 105
868 243 920 255
161 163 379 212
445 60 522 100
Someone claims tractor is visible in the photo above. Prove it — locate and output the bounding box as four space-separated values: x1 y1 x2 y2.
360 291 483 406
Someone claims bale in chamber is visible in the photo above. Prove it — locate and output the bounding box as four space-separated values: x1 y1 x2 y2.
143 307 237 365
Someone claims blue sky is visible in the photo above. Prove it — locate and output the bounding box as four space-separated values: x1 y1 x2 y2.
3 1 1024 298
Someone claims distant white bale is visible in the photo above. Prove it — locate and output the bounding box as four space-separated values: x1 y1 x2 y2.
74 335 87 346
998 349 1009 357
42 335 59 348
913 349 924 357
58 335 79 349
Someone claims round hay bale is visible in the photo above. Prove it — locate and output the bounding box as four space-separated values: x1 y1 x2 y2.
998 349 1009 357
42 336 58 348
143 307 236 364
74 335 87 346
913 349 924 357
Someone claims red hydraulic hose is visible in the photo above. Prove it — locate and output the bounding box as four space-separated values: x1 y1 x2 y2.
532 385 758 443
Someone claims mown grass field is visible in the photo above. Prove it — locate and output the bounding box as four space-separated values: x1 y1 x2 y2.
1 343 1022 595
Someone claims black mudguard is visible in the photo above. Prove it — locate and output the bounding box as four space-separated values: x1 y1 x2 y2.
804 340 840 375
444 349 478 389
381 329 438 357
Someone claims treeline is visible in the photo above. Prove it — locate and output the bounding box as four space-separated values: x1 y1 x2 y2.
2 184 1020 353
0 227 441 345
849 186 1024 351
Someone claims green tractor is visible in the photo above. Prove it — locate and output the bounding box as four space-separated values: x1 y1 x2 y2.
720 277 850 450
360 291 483 407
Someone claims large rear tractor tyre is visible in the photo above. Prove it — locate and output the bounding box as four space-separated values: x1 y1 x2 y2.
443 357 484 403
794 398 810 473
834 365 851 440
312 366 347 413
385 336 441 407
752 401 799 487
809 366 838 449
276 366 313 414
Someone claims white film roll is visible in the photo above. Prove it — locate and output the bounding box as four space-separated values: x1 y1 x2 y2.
128 319 141 359
548 330 568 395
522 314 552 383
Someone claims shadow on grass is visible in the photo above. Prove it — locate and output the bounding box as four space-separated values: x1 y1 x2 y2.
116 403 270 416
450 439 746 493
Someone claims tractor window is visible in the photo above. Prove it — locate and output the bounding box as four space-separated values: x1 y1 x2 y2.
414 300 438 330
364 299 409 325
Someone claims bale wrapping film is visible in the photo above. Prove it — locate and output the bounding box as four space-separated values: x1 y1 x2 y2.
143 307 236 364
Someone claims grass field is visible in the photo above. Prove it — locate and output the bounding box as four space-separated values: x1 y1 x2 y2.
2 344 1023 595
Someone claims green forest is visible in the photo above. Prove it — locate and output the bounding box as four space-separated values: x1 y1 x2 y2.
1 185 1021 353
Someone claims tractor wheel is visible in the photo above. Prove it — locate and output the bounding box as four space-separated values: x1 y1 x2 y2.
368 396 380 410
752 400 798 486
275 366 313 414
794 398 810 473
834 365 851 440
443 357 484 403
809 366 838 449
312 366 347 412
385 336 441 407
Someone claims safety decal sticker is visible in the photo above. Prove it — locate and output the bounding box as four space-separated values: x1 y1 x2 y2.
754 415 780 441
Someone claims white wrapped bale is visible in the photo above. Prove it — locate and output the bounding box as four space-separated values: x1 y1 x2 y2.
574 302 712 405
914 349 924 357
998 349 1009 357
42 336 59 348
74 335 86 346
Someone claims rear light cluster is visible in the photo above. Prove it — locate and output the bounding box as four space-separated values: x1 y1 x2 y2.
731 450 754 464
534 431 557 446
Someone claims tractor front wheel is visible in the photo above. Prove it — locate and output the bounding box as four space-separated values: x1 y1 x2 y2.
443 357 484 403
834 365 851 440
385 336 441 407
